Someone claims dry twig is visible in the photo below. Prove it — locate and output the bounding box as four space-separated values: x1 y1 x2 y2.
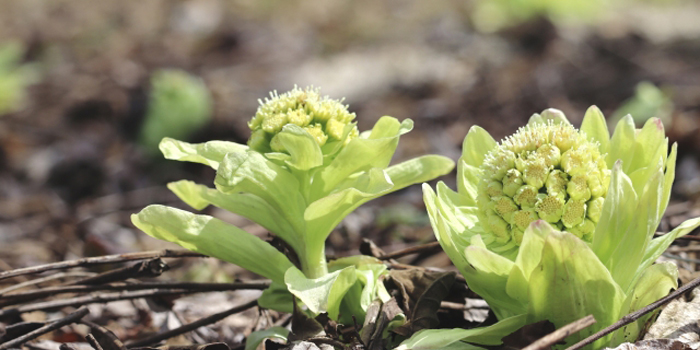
125 299 258 348
0 250 206 282
523 315 596 350
378 242 441 261
0 288 213 317
0 272 95 295
566 275 700 350
0 306 90 350
0 281 271 307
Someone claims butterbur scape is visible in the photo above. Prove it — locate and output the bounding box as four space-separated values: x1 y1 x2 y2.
132 86 455 328
406 107 700 350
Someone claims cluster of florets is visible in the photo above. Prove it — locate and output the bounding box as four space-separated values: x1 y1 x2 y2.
476 122 610 246
247 86 359 154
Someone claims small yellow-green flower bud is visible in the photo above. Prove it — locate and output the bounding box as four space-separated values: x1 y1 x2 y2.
567 175 591 201
490 197 518 224
247 86 358 153
537 144 561 167
587 197 605 223
512 228 525 245
477 121 610 246
587 171 607 198
488 150 516 181
523 158 549 189
562 199 586 228
569 219 596 240
535 194 564 223
561 148 592 176
486 181 504 198
513 209 538 231
487 213 510 243
287 109 313 126
514 185 538 208
546 170 568 198
502 169 523 197
262 113 289 134
304 124 328 146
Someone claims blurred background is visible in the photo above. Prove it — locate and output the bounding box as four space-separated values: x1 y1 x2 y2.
1 0 700 282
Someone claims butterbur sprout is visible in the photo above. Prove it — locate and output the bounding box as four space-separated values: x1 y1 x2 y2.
132 86 455 330
399 107 700 350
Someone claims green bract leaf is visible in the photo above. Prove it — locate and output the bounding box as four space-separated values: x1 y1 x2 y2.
660 143 678 220
385 155 455 193
457 160 480 206
464 235 525 319
527 113 544 126
258 282 295 313
276 124 324 170
609 170 663 291
607 115 636 171
527 231 625 348
612 262 677 345
285 266 357 320
394 314 527 350
245 327 289 350
540 108 571 125
424 183 471 278
506 221 553 304
629 118 666 174
159 137 247 170
461 126 497 168
214 151 306 236
639 217 700 277
592 161 637 270
167 180 300 249
580 105 609 155
131 205 294 285
316 117 411 195
305 168 393 249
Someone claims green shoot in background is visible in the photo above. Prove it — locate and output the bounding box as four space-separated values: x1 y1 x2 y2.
138 69 212 153
0 42 38 116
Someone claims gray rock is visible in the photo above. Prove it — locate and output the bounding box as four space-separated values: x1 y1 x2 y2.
643 288 700 349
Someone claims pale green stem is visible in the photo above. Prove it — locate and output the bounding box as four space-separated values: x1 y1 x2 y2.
301 243 328 279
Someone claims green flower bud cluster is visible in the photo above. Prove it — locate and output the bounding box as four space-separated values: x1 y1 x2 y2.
248 86 359 154
476 121 610 246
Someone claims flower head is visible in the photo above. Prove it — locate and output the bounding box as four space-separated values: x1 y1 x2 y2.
247 86 359 154
477 121 610 248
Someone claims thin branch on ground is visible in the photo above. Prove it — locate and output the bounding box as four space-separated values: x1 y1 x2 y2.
440 301 469 311
86 334 105 350
0 250 207 282
566 275 700 350
523 315 596 350
125 299 258 348
307 337 349 350
0 271 96 295
0 306 90 350
64 258 168 286
378 242 441 261
388 262 467 284
0 281 271 307
0 288 217 317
